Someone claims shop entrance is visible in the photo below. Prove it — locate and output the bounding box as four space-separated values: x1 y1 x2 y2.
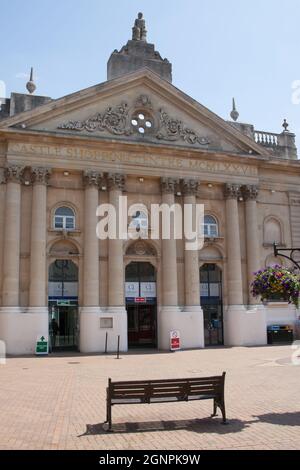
200 264 224 347
125 262 157 348
48 260 79 351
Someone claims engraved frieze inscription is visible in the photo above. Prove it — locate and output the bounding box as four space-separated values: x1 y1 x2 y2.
8 143 258 178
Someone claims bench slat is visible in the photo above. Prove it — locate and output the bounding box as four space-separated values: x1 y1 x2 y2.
111 376 223 386
111 386 221 396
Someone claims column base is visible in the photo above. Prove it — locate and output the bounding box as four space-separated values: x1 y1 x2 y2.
79 306 128 353
158 306 204 350
0 307 49 355
224 304 267 347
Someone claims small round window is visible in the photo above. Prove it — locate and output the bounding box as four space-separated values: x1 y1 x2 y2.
131 111 153 135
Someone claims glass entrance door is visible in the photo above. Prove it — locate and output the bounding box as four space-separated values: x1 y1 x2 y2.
203 305 223 346
200 264 224 346
127 304 157 347
49 305 79 351
125 262 157 348
48 260 79 351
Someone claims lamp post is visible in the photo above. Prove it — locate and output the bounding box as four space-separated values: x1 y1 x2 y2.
273 243 300 271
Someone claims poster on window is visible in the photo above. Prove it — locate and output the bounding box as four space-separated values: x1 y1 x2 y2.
210 283 220 297
125 282 139 298
140 282 156 298
48 282 78 298
200 283 209 297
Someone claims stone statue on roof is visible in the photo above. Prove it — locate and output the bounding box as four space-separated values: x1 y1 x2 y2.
132 12 147 42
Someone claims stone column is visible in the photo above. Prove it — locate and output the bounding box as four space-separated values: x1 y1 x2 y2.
158 177 204 350
243 185 261 305
0 170 6 306
161 177 179 307
224 183 244 306
2 166 24 306
182 179 201 308
223 183 254 347
83 170 102 307
108 173 126 308
29 168 51 307
80 172 128 354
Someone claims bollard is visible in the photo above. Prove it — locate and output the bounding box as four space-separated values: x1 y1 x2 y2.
105 332 108 354
117 335 120 359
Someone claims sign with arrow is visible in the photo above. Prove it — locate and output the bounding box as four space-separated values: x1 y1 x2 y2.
35 335 49 355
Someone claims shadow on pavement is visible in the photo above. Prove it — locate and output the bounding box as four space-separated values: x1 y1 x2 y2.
80 411 300 436
249 411 300 427
80 417 248 436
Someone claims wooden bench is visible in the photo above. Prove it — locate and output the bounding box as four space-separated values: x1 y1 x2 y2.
105 373 226 430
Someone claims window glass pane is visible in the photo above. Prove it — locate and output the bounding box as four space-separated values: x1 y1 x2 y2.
204 215 216 225
66 217 75 229
132 211 148 230
49 260 78 282
200 269 209 283
126 263 139 282
210 226 218 237
55 217 63 228
139 263 155 282
55 207 74 217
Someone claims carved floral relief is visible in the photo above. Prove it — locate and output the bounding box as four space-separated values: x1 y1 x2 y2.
58 102 133 136
57 95 210 148
156 109 210 146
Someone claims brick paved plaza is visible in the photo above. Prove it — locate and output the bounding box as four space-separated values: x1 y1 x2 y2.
0 346 299 450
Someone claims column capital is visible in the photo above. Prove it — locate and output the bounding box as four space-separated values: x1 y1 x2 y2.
182 178 199 196
161 177 179 194
83 169 103 187
31 167 51 185
224 183 242 200
242 184 259 201
108 173 126 191
4 165 25 183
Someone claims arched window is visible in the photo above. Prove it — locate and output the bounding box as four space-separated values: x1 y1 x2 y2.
203 215 218 238
54 206 75 230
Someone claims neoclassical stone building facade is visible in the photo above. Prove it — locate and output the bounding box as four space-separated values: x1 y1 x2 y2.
0 14 299 354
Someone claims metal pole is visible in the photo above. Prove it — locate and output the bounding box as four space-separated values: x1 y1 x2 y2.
105 332 108 354
117 335 120 359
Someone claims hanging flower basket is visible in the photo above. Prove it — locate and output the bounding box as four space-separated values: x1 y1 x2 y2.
251 265 300 307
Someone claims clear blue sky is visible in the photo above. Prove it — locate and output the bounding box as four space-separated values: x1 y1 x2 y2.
1 0 300 147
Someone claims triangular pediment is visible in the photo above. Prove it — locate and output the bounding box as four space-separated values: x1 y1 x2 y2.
0 69 269 156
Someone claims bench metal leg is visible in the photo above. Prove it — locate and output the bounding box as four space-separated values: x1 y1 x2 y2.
211 400 227 424
211 400 218 418
106 401 112 431
220 402 227 425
